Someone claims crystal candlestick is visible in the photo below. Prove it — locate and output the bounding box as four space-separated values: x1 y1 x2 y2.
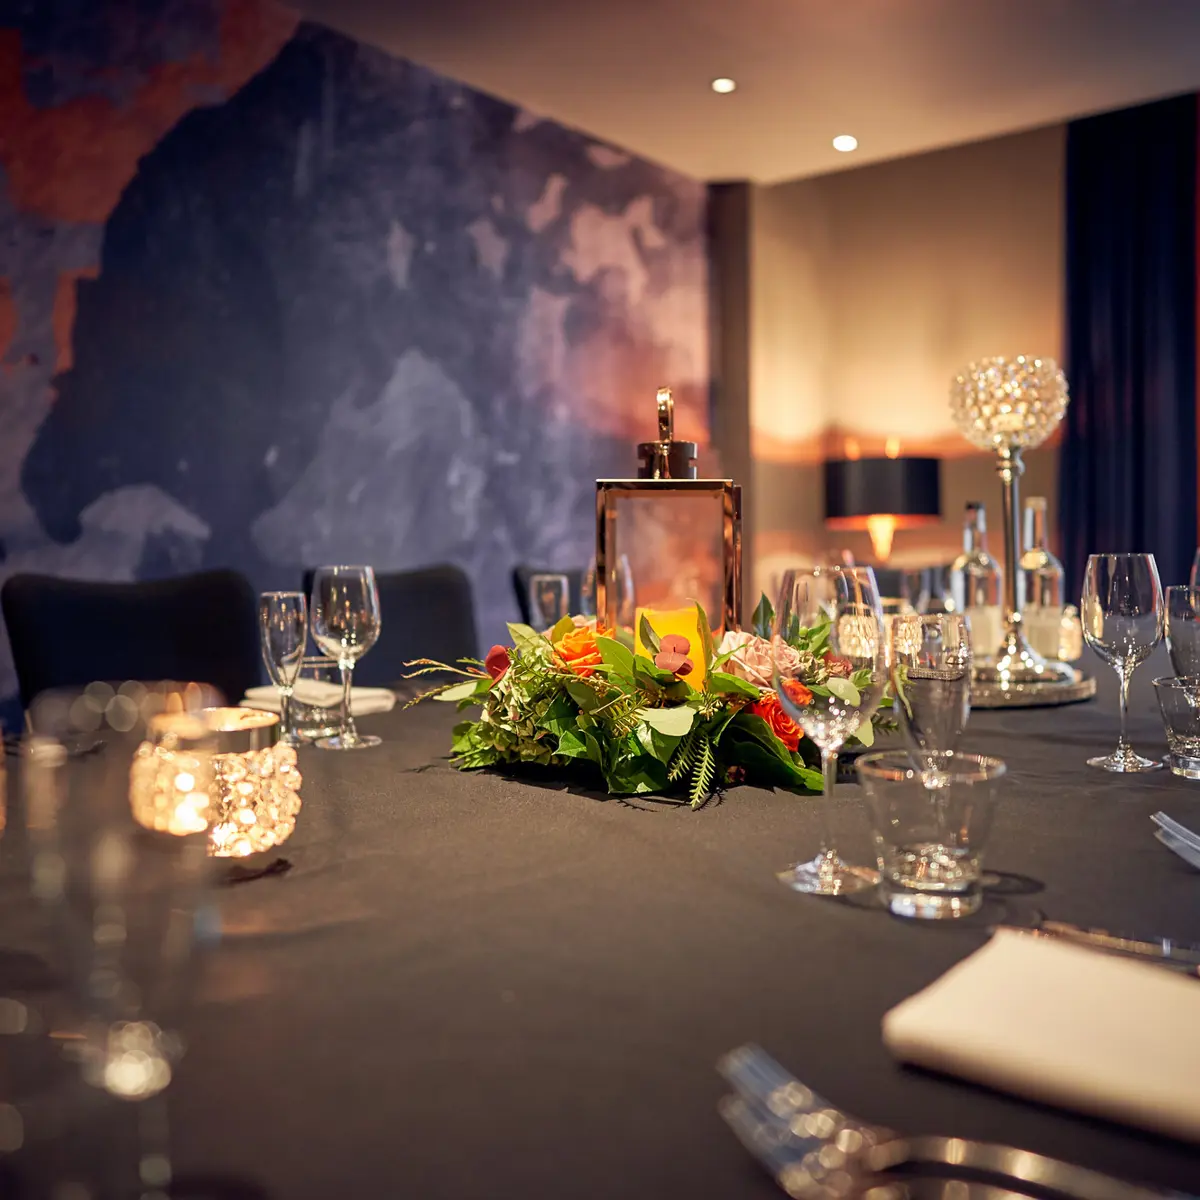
948 356 1095 707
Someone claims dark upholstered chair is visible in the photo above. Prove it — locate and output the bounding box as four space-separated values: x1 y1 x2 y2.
511 566 584 626
1 570 260 710
302 564 478 687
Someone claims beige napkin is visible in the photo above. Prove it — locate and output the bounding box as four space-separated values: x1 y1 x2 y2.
241 681 396 717
883 928 1200 1143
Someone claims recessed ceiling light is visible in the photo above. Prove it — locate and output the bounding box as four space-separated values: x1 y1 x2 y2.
832 134 858 152
711 77 736 94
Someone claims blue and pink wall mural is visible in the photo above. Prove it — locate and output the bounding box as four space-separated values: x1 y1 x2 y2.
0 0 710 723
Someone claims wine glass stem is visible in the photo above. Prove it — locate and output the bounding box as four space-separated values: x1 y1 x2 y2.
280 686 293 740
818 749 840 875
1117 664 1132 752
340 661 356 745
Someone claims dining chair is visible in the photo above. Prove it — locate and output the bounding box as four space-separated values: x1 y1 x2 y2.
301 564 479 686
511 565 584 626
1 569 260 710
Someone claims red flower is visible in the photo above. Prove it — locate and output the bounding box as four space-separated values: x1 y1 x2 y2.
823 651 853 678
654 633 694 677
781 679 814 709
484 644 510 681
749 690 802 752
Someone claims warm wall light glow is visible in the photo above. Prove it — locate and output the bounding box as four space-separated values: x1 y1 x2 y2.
832 134 858 152
843 436 861 460
711 77 736 94
885 437 901 459
866 514 898 561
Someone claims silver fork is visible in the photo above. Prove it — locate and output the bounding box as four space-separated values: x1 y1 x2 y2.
718 1045 1197 1200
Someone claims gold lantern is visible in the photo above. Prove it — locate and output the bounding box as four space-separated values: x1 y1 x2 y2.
130 707 302 856
595 388 742 670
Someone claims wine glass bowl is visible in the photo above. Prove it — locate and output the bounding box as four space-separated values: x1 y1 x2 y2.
1081 553 1164 772
773 566 887 896
259 592 307 746
309 566 382 751
889 612 972 774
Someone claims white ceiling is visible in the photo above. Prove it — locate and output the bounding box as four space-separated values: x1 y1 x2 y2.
294 0 1200 183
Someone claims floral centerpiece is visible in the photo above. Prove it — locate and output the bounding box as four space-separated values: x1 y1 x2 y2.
406 598 893 807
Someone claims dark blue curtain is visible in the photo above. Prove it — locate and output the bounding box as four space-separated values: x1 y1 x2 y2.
1059 93 1197 596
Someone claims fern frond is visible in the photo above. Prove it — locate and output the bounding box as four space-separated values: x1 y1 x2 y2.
689 732 716 808
667 728 698 783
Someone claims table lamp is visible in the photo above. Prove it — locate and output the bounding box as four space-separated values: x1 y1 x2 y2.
948 356 1095 707
823 446 941 562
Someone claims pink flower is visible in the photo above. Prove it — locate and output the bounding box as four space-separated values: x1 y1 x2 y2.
717 630 803 688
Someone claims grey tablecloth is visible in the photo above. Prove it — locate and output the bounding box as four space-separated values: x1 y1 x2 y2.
11 649 1200 1195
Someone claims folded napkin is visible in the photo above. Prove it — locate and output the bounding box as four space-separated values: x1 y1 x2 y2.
241 681 396 718
883 928 1200 1143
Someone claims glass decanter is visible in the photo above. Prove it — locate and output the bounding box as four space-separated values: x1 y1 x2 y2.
949 502 1003 662
1018 496 1066 660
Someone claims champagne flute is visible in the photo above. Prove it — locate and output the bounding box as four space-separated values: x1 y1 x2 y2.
259 591 307 745
1081 553 1164 772
889 612 972 776
309 566 382 751
773 566 887 895
1190 548 1200 590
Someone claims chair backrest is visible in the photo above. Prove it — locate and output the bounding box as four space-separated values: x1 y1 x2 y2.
301 564 478 687
1 570 260 710
511 565 584 626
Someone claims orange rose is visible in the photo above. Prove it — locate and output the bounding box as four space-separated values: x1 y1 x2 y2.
748 689 802 752
554 625 603 677
781 679 813 709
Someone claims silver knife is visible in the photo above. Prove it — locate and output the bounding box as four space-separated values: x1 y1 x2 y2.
999 920 1200 974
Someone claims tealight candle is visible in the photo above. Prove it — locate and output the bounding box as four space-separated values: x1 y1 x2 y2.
634 605 707 688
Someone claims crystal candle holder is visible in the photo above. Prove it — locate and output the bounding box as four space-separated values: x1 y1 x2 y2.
131 707 302 856
948 356 1094 708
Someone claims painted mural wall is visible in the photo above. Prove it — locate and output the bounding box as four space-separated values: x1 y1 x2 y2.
0 0 709 723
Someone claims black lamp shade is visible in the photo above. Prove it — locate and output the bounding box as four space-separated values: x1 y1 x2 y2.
824 457 941 528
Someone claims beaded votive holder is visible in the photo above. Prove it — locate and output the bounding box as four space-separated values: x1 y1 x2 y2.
130 707 302 857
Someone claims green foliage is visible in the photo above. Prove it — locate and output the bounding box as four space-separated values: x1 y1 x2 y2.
638 613 661 655
751 594 774 640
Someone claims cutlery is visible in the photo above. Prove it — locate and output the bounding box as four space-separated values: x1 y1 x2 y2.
721 1092 1049 1198
717 1044 1195 1200
1151 812 1200 853
1156 829 1200 872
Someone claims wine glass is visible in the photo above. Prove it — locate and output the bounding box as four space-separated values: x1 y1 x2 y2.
889 612 972 777
309 566 382 751
259 591 307 745
773 566 887 895
529 573 570 630
1081 553 1164 772
1190 549 1200 590
1165 585 1200 677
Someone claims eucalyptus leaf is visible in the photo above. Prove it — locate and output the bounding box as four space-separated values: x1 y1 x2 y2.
695 602 715 668
596 636 635 678
507 622 548 656
564 678 600 712
706 671 760 699
434 679 483 703
638 613 661 655
751 593 775 640
548 615 576 644
853 720 875 748
638 706 696 738
826 676 861 706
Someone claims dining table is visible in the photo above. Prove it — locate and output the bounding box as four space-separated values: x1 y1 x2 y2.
5 646 1200 1197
